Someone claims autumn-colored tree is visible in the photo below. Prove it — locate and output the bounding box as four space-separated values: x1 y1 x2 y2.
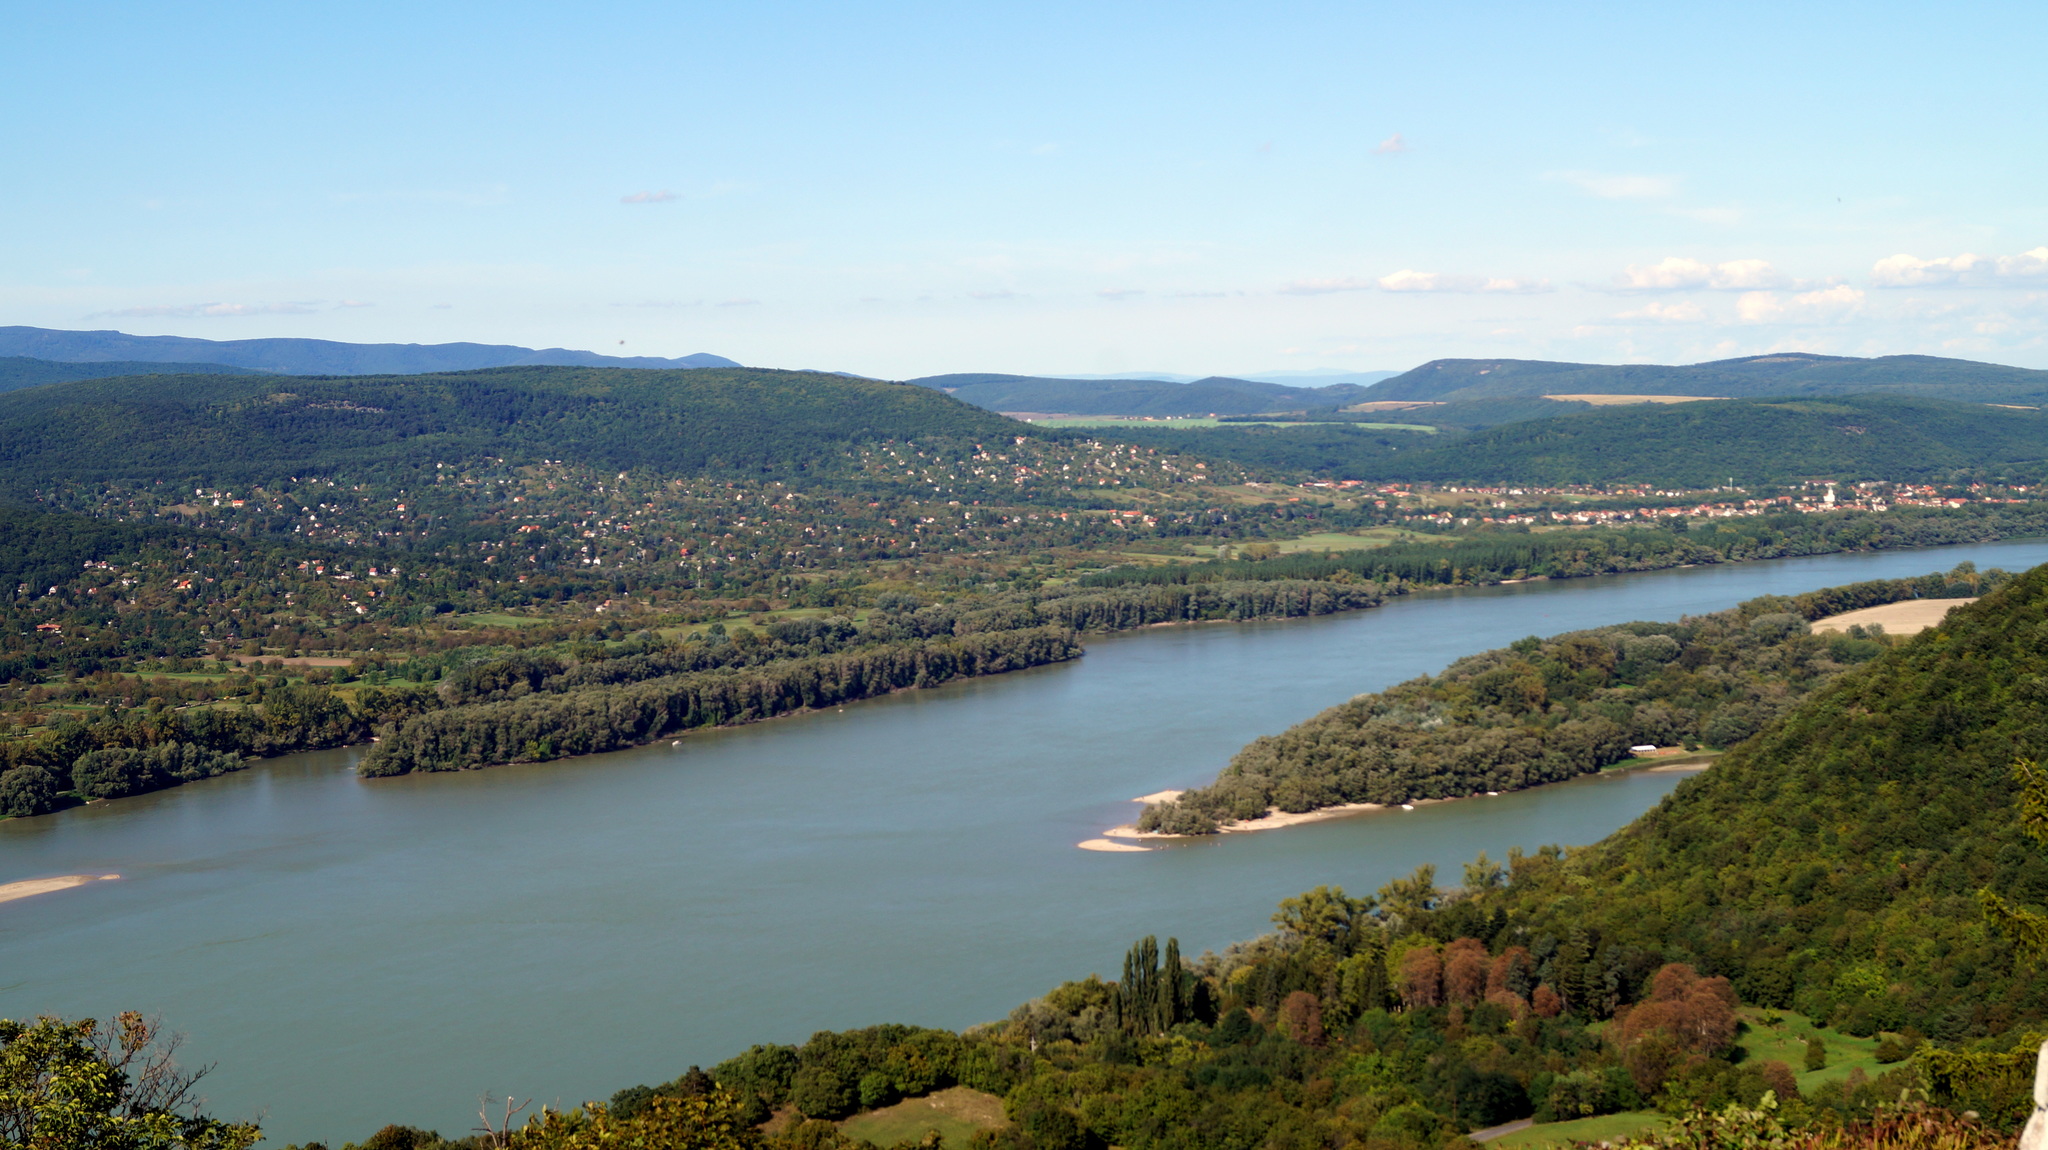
1612 964 1741 1094
1614 964 1740 1055
1488 946 1536 999
1278 992 1325 1047
1443 938 1489 1006
508 1091 765 1150
1532 985 1564 1018
1398 947 1443 1010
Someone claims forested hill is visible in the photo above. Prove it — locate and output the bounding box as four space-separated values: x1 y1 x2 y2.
1131 394 2048 486
0 355 264 394
1492 559 2048 1041
0 325 739 375
1368 395 2048 486
1367 352 2048 404
905 372 1373 416
0 365 1027 490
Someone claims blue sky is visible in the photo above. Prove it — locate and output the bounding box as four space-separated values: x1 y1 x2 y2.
6 1 2046 377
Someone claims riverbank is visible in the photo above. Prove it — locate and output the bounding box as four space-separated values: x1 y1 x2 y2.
1086 757 1721 851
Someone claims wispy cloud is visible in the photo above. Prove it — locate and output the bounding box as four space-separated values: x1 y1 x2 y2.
91 301 322 318
1870 247 2048 287
1736 286 1865 324
967 289 1017 300
621 190 679 204
610 300 702 308
1377 270 1552 294
335 299 375 309
1097 289 1144 300
1374 133 1408 154
1616 300 1707 323
1616 257 1788 291
1549 171 1678 199
715 298 761 307
1278 277 1374 295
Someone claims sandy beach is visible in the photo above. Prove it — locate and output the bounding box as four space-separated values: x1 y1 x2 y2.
1811 597 1975 636
0 873 120 905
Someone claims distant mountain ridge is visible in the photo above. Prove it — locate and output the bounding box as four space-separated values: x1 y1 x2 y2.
0 356 263 395
1368 352 2048 403
904 372 1374 416
0 326 739 376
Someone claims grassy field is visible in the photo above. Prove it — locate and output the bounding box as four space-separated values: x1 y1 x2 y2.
1601 750 1721 772
1185 526 1440 560
1739 1009 1888 1091
1494 1010 1895 1147
453 611 548 628
837 1086 1006 1145
1493 1110 1666 1148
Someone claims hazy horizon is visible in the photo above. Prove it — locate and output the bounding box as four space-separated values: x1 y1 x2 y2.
7 2 2046 377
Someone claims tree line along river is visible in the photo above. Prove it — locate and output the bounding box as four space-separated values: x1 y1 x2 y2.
4 538 2046 1144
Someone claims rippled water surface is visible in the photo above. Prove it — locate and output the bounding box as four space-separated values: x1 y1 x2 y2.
4 539 2043 1142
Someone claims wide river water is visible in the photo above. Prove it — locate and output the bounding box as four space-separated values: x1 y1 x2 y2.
5 539 2047 1142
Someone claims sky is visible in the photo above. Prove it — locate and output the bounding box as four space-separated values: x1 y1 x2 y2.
5 1 2047 378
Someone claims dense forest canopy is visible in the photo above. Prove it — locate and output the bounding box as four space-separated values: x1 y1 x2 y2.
0 366 1029 490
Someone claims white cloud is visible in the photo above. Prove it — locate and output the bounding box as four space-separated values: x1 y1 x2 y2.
967 290 1017 300
1617 256 1787 291
621 190 679 204
1097 289 1144 300
1736 285 1864 324
92 301 321 318
335 299 375 309
1550 171 1678 199
1376 270 1552 294
1374 133 1407 154
1870 247 2048 287
715 298 761 307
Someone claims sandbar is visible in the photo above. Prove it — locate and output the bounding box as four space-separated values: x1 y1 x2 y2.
1131 789 1184 804
1811 598 1975 636
0 874 120 905
1077 838 1149 853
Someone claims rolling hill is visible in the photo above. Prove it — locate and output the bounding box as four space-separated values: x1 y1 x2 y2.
905 372 1375 416
0 365 1022 491
1367 352 2048 404
1117 394 2048 486
0 326 740 376
0 355 264 394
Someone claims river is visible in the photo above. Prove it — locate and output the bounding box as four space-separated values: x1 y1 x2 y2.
3 539 2044 1142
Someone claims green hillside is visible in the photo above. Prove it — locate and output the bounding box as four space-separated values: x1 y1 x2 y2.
0 365 1026 490
1495 563 2048 1042
1367 395 2048 486
1128 395 2048 485
0 355 262 394
908 372 1372 416
1369 352 2048 404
